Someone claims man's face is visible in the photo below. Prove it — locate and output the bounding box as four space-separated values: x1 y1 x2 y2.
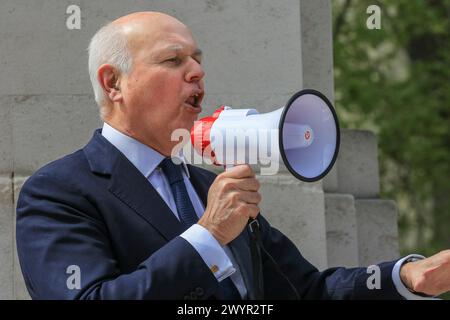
120 19 205 155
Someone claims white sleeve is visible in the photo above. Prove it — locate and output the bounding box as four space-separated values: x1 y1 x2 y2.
180 224 236 282
391 254 440 300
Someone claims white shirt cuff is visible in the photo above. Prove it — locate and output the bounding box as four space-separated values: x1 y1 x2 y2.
180 224 236 282
392 254 440 300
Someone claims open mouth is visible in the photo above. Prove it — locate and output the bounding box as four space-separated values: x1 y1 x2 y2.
185 92 203 111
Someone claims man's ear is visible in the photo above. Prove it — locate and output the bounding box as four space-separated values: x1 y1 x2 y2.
97 64 123 103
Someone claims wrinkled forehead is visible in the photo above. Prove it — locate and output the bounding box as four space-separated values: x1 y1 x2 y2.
124 19 197 56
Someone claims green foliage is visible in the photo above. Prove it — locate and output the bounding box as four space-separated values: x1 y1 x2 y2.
332 0 450 257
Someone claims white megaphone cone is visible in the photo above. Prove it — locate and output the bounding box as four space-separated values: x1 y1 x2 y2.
190 89 340 182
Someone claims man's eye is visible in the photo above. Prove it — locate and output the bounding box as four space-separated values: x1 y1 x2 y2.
165 57 182 65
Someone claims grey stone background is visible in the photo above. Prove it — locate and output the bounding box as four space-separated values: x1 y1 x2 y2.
0 0 399 299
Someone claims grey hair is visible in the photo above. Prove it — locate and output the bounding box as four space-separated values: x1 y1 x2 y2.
88 21 133 118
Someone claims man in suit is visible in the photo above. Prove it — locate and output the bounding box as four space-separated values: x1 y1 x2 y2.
16 11 450 300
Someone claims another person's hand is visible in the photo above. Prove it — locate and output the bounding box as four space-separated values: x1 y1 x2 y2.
400 249 450 297
199 165 261 246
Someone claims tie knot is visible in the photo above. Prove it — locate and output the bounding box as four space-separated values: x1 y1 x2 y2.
159 158 184 185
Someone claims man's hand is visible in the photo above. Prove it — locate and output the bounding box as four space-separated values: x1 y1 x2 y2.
198 165 261 246
400 250 450 297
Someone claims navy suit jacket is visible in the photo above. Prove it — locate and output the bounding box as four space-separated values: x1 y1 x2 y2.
16 130 404 300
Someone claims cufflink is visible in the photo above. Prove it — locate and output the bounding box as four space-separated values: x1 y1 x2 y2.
210 265 219 273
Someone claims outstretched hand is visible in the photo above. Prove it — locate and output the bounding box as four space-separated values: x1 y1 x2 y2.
400 250 450 297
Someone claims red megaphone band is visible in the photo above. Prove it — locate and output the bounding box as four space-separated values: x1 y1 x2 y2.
190 106 225 166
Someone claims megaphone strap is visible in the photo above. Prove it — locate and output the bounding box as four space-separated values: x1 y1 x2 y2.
248 218 300 300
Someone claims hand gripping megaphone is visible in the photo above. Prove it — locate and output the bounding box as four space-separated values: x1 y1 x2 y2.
190 89 340 182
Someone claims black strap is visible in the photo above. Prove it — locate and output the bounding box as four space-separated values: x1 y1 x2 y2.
248 218 300 300
248 219 264 300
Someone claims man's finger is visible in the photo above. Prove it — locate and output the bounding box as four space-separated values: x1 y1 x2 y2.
222 165 255 179
230 177 260 191
236 191 261 205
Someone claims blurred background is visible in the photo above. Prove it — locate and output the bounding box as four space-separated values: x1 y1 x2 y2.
332 0 450 257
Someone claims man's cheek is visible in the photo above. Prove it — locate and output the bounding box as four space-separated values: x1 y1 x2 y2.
150 83 171 103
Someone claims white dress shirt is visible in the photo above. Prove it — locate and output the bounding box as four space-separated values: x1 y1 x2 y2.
101 122 432 300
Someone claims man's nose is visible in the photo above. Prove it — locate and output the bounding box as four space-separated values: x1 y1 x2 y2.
185 59 205 82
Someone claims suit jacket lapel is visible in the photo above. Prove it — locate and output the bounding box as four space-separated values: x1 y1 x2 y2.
84 130 184 241
108 154 185 241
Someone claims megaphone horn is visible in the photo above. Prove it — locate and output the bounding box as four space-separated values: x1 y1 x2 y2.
190 89 340 182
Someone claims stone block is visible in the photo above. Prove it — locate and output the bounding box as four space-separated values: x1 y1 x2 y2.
0 99 12 174
13 176 31 300
337 129 380 198
300 0 334 100
325 193 359 268
12 94 101 174
258 174 328 270
0 175 13 299
0 0 304 106
355 199 399 266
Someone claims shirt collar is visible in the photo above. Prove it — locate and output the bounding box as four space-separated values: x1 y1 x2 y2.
101 122 190 179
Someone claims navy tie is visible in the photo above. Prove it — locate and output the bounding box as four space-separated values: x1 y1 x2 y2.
159 158 241 300
159 158 198 227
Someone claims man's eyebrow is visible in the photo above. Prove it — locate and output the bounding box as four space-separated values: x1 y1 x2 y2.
156 45 203 57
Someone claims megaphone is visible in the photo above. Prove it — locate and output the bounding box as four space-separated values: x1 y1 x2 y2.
190 89 340 182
